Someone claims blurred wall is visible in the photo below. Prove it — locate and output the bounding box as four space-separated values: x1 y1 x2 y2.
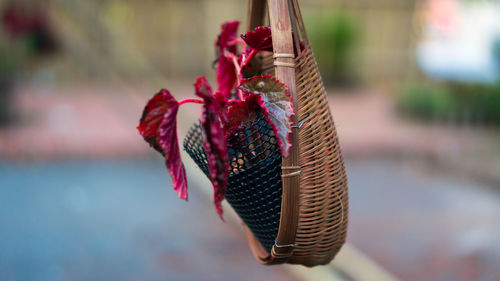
41 0 248 83
5 0 418 87
302 0 419 87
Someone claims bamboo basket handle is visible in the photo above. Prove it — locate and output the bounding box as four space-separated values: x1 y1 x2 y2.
247 0 266 30
290 0 309 44
245 0 301 265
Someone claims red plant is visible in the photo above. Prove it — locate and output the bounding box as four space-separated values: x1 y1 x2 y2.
137 90 188 199
194 77 229 218
137 21 301 219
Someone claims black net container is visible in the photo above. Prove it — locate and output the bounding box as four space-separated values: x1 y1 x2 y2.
183 111 282 252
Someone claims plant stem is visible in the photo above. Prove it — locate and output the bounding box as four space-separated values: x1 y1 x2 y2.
229 38 245 47
232 55 241 79
237 89 244 100
178 98 204 106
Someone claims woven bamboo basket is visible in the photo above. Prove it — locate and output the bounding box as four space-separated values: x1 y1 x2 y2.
185 0 348 267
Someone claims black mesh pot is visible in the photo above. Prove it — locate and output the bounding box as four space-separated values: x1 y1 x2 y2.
183 112 282 252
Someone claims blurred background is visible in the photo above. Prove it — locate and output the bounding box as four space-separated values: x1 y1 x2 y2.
1 0 499 280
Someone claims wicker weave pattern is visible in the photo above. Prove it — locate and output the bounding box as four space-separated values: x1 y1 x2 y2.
288 46 348 265
255 45 348 265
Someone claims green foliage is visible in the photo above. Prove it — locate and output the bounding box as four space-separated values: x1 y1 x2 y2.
399 84 455 121
0 77 13 125
398 82 500 125
0 48 17 126
0 48 16 78
306 11 359 86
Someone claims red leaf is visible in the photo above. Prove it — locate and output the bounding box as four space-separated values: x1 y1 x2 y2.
137 89 188 200
194 77 229 219
216 54 238 98
241 25 305 56
215 21 242 97
216 20 240 55
240 75 294 157
241 26 273 52
214 90 229 124
224 94 260 138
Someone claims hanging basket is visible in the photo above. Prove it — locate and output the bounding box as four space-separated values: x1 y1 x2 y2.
184 0 348 267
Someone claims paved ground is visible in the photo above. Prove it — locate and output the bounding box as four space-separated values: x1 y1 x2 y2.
0 159 300 281
345 158 500 281
2 157 499 281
